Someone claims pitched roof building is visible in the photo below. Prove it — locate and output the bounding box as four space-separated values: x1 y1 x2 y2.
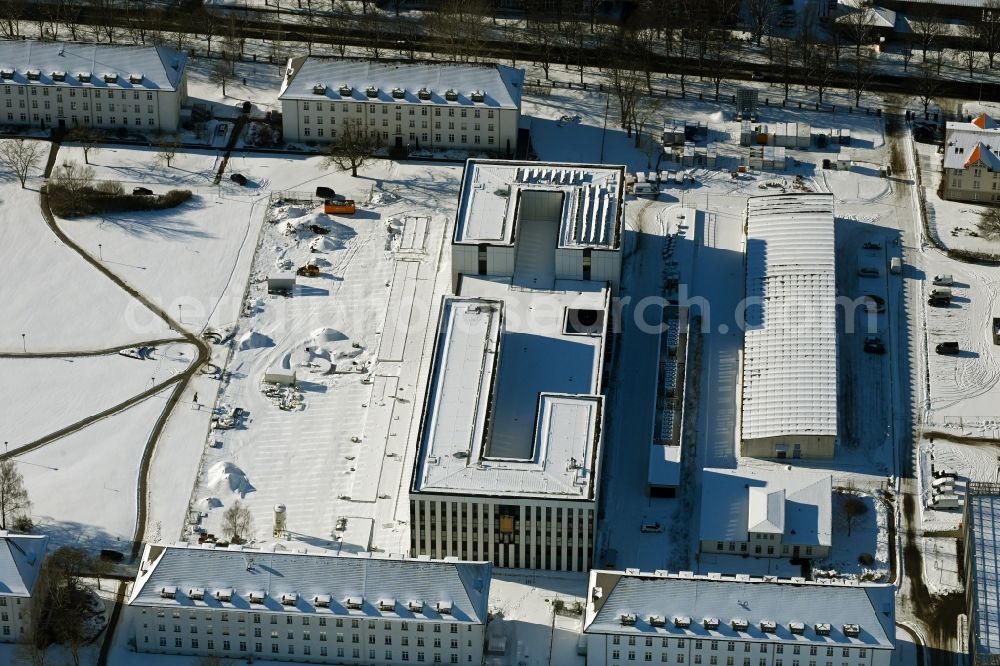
942 113 1000 203
0 531 49 643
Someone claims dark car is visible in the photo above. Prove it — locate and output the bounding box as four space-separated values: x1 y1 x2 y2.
100 549 125 563
132 186 153 196
936 341 960 354
864 335 886 354
928 295 951 307
230 173 248 186
316 186 336 199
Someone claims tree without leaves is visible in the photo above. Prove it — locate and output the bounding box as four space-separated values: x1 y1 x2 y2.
222 500 255 543
979 207 1000 238
746 0 780 46
915 62 941 117
977 0 1000 68
910 11 942 62
31 547 103 666
322 119 382 178
0 138 45 189
609 59 641 137
837 1 876 60
633 96 664 149
847 46 876 107
958 22 983 77
841 494 868 537
0 459 30 530
210 58 233 98
69 127 103 165
156 136 180 168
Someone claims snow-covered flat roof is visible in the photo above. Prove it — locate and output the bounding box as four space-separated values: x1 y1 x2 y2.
128 543 491 623
0 532 48 598
699 468 831 546
0 41 186 90
943 114 1000 171
278 58 523 108
742 194 838 442
965 484 1000 658
454 160 624 249
413 275 607 500
585 570 894 649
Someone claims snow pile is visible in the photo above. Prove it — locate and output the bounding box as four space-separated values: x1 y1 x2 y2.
285 206 306 219
311 235 339 252
238 331 274 350
206 461 253 497
370 191 399 206
311 327 345 343
198 496 223 511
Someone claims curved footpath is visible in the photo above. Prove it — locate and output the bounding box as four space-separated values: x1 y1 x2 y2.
23 141 211 665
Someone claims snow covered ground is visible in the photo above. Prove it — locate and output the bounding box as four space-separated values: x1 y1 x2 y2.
917 437 1000 531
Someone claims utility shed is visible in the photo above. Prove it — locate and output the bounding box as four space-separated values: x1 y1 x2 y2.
742 194 837 459
267 273 296 295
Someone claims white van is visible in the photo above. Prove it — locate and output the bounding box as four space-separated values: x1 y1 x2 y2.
933 274 953 286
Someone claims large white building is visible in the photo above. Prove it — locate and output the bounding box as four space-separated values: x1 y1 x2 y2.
941 113 1000 203
699 468 832 560
409 160 623 572
278 59 523 154
0 531 48 644
742 194 838 459
0 41 188 132
584 570 895 666
128 543 492 665
963 482 1000 665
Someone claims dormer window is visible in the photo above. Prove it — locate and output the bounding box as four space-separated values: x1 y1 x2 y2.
0 69 13 80
366 86 378 98
159 586 177 599
731 618 749 632
51 71 65 82
444 89 458 102
378 598 396 611
673 616 691 629
620 613 637 626
814 623 831 636
470 90 485 103
103 73 118 84
77 72 92 83
417 87 431 100
281 592 298 606
313 594 331 608
312 83 327 95
338 84 352 97
648 615 665 627
435 600 453 615
406 600 424 612
789 621 805 635
760 620 776 633
843 624 860 638
25 70 40 81
248 590 266 605
128 73 143 84
703 617 720 630
391 87 405 99
188 587 205 600
215 588 234 602
345 597 363 610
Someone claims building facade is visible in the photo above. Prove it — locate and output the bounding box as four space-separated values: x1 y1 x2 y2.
699 469 832 561
942 113 1000 203
741 194 838 459
0 532 48 644
278 59 523 154
410 160 624 572
128 544 491 665
964 482 1000 665
0 41 187 133
584 570 894 666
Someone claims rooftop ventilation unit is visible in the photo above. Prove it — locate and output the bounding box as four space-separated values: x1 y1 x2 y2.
129 73 143 84
51 71 65 82
789 621 805 635
436 600 453 615
648 615 665 627
215 588 234 602
188 587 205 600
25 70 40 81
444 89 458 102
391 87 405 99
418 87 431 100
281 593 299 606
843 624 860 638
815 623 832 636
160 585 177 599
77 72 92 82
313 594 331 608
339 84 352 97
760 620 776 633
366 86 378 98
620 613 638 626
470 90 485 103
731 618 749 632
248 590 266 604
406 600 424 612
103 72 118 83
345 597 363 610
312 83 327 95
703 617 720 630
379 599 397 611
673 616 691 629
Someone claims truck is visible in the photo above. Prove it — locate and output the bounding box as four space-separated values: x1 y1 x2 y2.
890 257 902 274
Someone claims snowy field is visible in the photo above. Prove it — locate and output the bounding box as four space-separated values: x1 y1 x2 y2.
917 437 1000 531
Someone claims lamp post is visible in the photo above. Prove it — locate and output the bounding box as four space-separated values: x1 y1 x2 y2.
21 333 25 353
98 243 103 261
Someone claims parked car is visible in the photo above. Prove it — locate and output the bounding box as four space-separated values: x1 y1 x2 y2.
929 288 952 300
230 173 248 186
100 549 125 563
936 341 960 354
315 186 336 199
858 266 880 278
933 274 954 286
640 521 663 533
132 186 153 196
928 295 951 307
864 335 886 354
863 241 882 250
864 294 886 313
